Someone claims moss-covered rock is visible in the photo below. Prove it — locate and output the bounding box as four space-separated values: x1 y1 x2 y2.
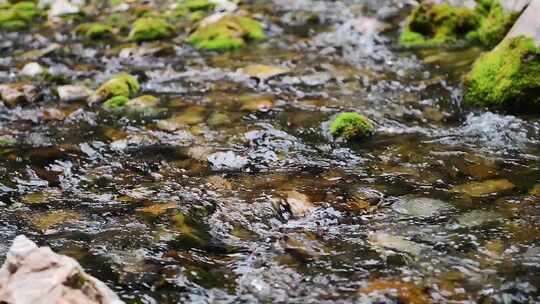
128 17 174 42
329 112 374 140
399 0 518 48
187 15 265 51
399 2 478 48
463 36 540 111
75 22 114 39
181 0 215 11
90 73 140 103
0 135 16 147
125 95 163 116
0 1 40 31
474 0 520 47
102 94 162 116
102 95 129 111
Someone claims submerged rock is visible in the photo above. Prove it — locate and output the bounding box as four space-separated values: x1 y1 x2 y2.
368 232 422 256
329 112 374 141
0 235 123 304
187 14 265 51
451 178 514 197
463 36 540 112
156 106 205 131
392 197 449 218
30 211 81 232
530 184 540 196
358 279 431 304
238 64 290 81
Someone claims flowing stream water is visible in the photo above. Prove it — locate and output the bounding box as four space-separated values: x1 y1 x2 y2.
0 0 539 303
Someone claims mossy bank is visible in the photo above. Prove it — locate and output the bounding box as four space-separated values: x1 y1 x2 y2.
463 36 540 112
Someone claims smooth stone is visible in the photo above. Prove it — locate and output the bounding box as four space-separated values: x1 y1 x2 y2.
451 179 514 197
57 85 91 102
392 197 448 218
20 62 45 77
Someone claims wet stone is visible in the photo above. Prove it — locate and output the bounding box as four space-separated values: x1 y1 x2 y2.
0 83 38 107
57 85 91 102
238 64 290 81
451 179 515 197
20 62 45 77
455 210 500 227
281 190 315 218
530 184 540 196
156 106 206 131
392 197 449 218
136 202 177 216
368 232 422 256
30 211 81 233
207 151 248 171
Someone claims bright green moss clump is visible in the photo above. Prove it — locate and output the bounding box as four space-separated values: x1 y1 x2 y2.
128 17 174 42
75 22 114 39
329 112 374 140
463 36 540 111
102 95 129 111
475 1 519 47
187 15 265 51
0 1 40 31
91 73 140 103
181 0 215 11
400 2 478 48
400 0 518 48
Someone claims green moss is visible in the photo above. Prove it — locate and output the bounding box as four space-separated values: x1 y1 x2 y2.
102 95 129 111
189 10 206 22
463 36 540 111
110 0 124 6
93 73 140 102
125 95 162 115
0 1 40 31
329 112 374 140
400 2 478 48
475 1 519 46
399 0 518 48
128 17 174 42
75 22 114 39
0 135 16 147
187 15 265 51
181 0 215 11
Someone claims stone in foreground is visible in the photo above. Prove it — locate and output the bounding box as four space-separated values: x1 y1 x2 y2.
0 235 123 304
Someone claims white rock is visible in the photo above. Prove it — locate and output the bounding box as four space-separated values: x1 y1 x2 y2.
57 85 91 102
49 0 80 17
209 0 238 12
20 62 45 77
0 235 124 304
500 0 530 13
503 0 540 46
